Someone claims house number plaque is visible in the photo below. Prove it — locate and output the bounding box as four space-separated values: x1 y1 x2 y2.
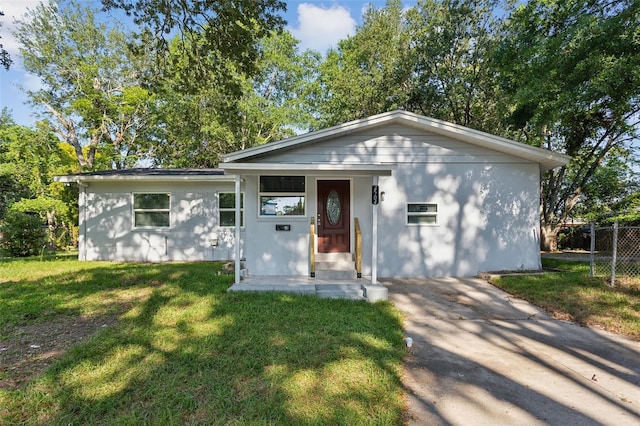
326 190 341 225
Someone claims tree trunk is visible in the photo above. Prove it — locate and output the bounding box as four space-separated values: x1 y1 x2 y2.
540 223 559 252
46 210 57 249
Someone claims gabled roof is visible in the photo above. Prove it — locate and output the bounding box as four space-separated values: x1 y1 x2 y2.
55 168 230 183
221 110 571 171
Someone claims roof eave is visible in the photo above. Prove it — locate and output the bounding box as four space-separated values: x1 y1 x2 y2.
218 162 394 176
54 174 235 183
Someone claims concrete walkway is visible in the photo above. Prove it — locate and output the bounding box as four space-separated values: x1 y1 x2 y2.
384 277 640 426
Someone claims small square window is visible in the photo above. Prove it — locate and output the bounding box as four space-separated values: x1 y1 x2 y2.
133 193 170 228
407 203 438 226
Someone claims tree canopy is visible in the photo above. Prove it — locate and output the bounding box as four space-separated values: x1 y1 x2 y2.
0 10 11 70
496 0 640 248
100 0 286 94
15 0 156 170
4 0 639 253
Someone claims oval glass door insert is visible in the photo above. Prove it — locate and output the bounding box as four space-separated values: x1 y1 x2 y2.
326 190 341 225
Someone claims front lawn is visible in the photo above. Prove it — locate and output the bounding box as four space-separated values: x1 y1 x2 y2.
489 258 640 340
0 256 406 425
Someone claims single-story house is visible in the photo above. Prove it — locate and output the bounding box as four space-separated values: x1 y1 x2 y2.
56 110 570 289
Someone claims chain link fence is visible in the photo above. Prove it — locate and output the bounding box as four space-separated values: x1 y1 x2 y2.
590 222 640 286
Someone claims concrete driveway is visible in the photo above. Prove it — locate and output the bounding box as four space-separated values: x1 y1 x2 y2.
384 277 640 425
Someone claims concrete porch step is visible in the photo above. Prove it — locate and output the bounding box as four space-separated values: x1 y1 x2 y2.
314 252 357 280
227 276 388 302
315 260 356 271
315 252 353 262
316 284 365 300
315 269 358 280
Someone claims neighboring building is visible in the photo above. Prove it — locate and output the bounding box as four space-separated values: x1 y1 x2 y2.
56 110 570 282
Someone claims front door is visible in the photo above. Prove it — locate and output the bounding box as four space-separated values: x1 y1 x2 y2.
317 180 350 253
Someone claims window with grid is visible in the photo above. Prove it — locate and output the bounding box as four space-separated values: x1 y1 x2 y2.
133 193 170 228
219 192 244 227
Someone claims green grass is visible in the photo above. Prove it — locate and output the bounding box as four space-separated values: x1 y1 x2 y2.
0 256 406 425
489 258 640 340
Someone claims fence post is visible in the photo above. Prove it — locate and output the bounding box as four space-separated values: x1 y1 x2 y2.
589 222 595 277
610 220 618 287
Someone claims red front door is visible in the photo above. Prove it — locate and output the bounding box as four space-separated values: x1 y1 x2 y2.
317 180 350 253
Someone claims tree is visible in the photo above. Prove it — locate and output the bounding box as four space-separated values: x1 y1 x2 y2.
236 31 321 148
0 10 11 70
316 0 412 127
0 210 47 257
0 110 78 247
315 0 511 132
152 30 320 167
14 0 156 170
100 0 286 95
496 0 640 250
570 147 639 221
404 0 509 131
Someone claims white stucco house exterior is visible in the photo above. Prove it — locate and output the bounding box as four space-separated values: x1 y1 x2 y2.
56 110 570 286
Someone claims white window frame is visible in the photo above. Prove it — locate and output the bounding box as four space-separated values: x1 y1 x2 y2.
133 193 171 229
259 176 306 217
218 192 244 227
406 202 438 226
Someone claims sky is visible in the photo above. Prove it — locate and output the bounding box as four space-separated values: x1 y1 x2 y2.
0 0 414 127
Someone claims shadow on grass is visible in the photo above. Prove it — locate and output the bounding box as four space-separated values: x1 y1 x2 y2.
1 261 405 424
492 260 640 340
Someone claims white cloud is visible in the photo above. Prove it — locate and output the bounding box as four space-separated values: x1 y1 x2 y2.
1 0 44 60
288 3 356 53
22 69 43 91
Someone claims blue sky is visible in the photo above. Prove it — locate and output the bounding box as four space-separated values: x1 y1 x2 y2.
0 1 415 127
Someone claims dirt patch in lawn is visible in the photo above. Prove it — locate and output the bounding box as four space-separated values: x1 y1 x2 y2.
0 315 117 390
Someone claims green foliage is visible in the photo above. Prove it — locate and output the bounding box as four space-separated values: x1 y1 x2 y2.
314 0 638 246
496 0 640 247
317 0 411 127
15 0 156 170
100 0 286 95
593 191 640 225
404 0 507 130
573 147 639 221
0 10 10 70
316 0 509 131
0 111 78 247
0 210 47 257
11 197 68 218
153 30 320 167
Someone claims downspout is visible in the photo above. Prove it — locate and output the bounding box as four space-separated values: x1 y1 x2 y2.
76 180 88 261
234 174 241 284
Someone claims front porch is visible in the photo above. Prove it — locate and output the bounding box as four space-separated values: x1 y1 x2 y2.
228 275 389 302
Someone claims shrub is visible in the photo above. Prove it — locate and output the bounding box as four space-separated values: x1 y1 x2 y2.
0 210 47 257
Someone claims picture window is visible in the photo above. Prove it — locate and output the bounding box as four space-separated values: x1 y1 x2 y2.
259 176 306 216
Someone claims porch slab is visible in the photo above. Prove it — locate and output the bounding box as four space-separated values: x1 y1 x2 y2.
227 276 388 302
